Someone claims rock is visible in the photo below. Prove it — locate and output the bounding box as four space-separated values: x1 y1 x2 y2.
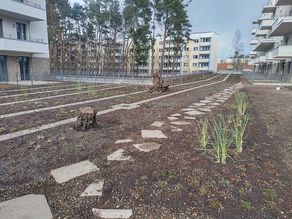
74 107 97 131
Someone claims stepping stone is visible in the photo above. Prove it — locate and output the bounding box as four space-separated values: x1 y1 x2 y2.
141 130 167 139
167 116 179 121
200 100 212 103
115 139 133 144
193 103 206 106
184 116 196 120
205 97 214 100
0 194 53 219
216 99 226 103
185 110 205 116
171 126 183 132
50 160 99 184
171 113 182 117
107 149 131 161
209 102 220 106
151 121 164 127
92 209 133 219
133 142 161 152
170 121 190 126
198 108 212 112
181 108 194 111
81 180 104 197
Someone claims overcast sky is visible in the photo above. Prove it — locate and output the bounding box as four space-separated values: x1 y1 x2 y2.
69 0 267 59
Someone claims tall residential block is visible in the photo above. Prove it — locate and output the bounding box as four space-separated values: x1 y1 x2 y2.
0 0 49 82
153 32 219 75
249 0 292 81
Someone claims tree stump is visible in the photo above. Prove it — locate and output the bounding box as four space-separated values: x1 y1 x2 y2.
74 107 97 131
148 72 169 93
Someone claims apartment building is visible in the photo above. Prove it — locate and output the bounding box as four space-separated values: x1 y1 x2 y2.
153 32 219 75
0 0 49 82
249 0 292 81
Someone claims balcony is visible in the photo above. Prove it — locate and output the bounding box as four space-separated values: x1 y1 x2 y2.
269 16 292 36
0 34 48 55
258 13 275 21
262 5 277 13
259 19 274 30
250 39 258 45
0 0 46 21
199 50 210 55
198 59 210 63
255 56 266 64
251 28 257 35
254 38 276 51
276 0 292 6
273 45 292 58
199 42 211 46
252 19 259 25
249 51 257 58
255 29 270 37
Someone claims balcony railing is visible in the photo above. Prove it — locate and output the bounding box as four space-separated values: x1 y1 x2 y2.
1 33 47 44
273 45 292 58
11 0 44 10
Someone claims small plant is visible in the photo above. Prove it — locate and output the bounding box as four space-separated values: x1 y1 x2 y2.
211 115 232 164
199 118 209 149
232 113 250 153
88 85 96 97
234 92 248 116
239 200 252 210
21 86 28 97
77 81 83 93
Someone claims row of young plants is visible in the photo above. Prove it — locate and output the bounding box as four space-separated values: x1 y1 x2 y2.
199 92 250 164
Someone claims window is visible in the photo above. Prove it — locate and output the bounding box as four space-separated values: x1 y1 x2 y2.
193 47 198 51
199 54 210 59
0 20 2 38
193 63 197 67
193 55 198 59
16 22 26 40
194 39 199 43
200 37 211 43
200 46 210 51
184 63 188 67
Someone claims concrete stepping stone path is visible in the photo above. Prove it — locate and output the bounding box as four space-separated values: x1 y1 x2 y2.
184 110 205 116
115 139 133 144
200 100 212 103
170 121 190 126
50 160 99 184
107 149 131 161
81 180 104 197
151 121 164 127
141 130 167 139
0 194 53 219
181 108 195 111
133 142 161 152
193 103 206 106
92 209 133 219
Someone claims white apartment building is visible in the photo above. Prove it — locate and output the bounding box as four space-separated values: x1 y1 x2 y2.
153 32 219 75
249 0 292 81
0 0 49 82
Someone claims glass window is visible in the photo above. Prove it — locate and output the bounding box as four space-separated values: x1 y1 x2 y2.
16 22 26 40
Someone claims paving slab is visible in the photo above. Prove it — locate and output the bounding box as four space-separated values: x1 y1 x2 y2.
141 130 167 139
171 126 183 132
107 149 131 161
115 139 133 144
209 102 220 106
184 116 196 120
151 121 164 127
0 194 53 219
81 180 104 197
170 121 190 126
181 108 195 111
50 160 99 184
92 209 133 219
133 142 161 152
167 116 179 121
171 113 182 117
184 110 205 116
200 100 212 103
198 108 212 112
192 103 206 106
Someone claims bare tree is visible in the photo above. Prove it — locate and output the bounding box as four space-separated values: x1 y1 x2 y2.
232 29 244 71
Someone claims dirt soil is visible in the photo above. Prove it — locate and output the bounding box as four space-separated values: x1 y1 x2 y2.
0 75 291 218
